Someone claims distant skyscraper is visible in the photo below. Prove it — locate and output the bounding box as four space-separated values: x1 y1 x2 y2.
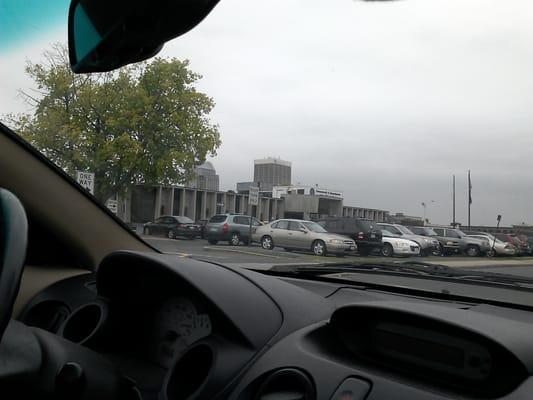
187 161 219 191
253 157 291 192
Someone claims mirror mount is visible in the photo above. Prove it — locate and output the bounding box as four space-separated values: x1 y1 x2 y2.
68 0 220 73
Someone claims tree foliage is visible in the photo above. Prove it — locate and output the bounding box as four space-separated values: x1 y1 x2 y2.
5 44 221 202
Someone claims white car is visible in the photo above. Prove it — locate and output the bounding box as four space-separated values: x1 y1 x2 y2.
381 230 420 257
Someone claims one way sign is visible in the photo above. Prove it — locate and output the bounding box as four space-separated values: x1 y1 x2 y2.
76 171 95 194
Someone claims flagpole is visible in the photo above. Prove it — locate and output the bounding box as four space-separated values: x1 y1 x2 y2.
452 175 456 227
468 170 471 228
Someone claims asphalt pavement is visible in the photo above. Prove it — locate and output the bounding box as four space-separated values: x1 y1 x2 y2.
141 235 533 276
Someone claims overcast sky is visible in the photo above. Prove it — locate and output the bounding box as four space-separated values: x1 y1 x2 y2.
2 0 533 226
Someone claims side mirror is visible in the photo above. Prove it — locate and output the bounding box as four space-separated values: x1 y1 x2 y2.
299 228 308 233
68 0 219 73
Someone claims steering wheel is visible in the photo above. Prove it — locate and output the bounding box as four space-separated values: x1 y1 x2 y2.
0 188 28 341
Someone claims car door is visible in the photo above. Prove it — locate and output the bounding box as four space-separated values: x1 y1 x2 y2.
152 217 166 234
232 216 249 239
270 220 290 246
163 216 176 235
288 221 309 249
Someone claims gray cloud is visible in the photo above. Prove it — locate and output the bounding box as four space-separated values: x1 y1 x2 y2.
2 0 533 226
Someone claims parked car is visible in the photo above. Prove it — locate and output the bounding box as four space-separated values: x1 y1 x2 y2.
377 223 439 256
253 219 356 256
142 215 200 239
196 218 209 239
512 234 532 255
467 233 516 256
495 234 528 256
408 226 462 255
315 217 382 255
379 229 421 257
205 213 262 245
431 226 491 256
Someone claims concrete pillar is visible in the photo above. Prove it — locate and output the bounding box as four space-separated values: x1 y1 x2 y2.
155 186 162 218
201 190 207 219
179 189 185 215
170 187 175 216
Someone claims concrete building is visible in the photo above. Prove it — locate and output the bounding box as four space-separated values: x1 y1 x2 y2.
342 206 388 222
126 184 285 224
253 157 291 192
186 161 220 191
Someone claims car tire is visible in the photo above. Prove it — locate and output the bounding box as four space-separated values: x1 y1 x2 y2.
261 236 274 250
381 243 394 257
466 245 480 257
167 230 176 239
229 233 240 246
312 240 327 256
487 248 496 257
432 246 442 257
207 239 218 245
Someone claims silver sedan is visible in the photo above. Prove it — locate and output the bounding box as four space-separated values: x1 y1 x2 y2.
253 219 356 256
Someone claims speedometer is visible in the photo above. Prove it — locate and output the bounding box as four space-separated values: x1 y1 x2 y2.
153 297 212 368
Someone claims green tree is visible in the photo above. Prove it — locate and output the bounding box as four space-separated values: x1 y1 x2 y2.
5 44 220 203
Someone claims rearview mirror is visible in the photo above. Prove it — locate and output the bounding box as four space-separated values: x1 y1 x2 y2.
68 0 219 73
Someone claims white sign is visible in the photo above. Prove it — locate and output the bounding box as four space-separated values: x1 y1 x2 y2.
106 199 118 214
248 186 259 206
76 171 95 194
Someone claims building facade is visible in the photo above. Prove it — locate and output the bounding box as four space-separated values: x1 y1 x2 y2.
186 161 220 191
253 157 291 192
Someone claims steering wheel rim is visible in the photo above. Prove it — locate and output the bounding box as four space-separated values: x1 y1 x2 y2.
0 188 28 342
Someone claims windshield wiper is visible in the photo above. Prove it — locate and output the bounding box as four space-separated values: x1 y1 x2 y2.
267 261 533 289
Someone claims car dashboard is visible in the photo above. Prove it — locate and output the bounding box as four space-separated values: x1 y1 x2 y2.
17 251 533 400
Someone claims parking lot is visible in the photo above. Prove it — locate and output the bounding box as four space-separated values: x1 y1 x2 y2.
142 235 533 277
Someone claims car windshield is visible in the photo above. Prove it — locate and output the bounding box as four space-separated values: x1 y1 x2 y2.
396 225 415 235
301 221 328 233
422 228 438 236
3 0 533 290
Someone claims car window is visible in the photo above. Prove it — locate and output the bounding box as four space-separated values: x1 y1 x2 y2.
164 217 175 224
274 220 289 230
384 226 401 235
155 217 165 223
209 215 227 223
301 221 328 233
252 218 261 226
433 228 444 236
233 216 248 225
288 221 304 231
176 216 194 224
446 230 461 239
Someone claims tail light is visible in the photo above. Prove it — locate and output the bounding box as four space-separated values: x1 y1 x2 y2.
357 232 364 240
222 223 229 233
176 223 184 228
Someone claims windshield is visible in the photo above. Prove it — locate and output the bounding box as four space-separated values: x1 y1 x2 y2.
301 221 328 233
3 0 533 290
396 225 415 235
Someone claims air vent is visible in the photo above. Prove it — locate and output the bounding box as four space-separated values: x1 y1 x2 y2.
22 300 70 333
60 302 106 346
255 368 315 400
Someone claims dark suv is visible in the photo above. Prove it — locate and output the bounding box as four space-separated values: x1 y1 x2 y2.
316 217 382 255
205 214 262 245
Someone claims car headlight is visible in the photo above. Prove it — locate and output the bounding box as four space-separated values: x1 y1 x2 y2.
398 242 409 248
329 239 344 244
